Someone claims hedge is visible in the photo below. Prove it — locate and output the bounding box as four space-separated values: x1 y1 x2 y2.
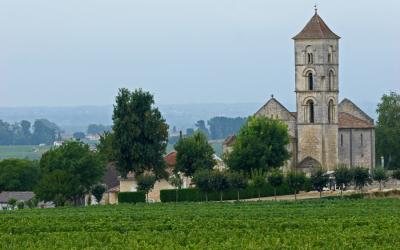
160 181 305 202
118 191 146 203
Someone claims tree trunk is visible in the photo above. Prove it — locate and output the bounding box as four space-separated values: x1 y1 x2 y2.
258 190 261 201
319 191 322 198
237 191 240 201
340 188 343 198
274 188 277 201
220 192 223 202
205 193 208 202
294 189 297 201
379 181 382 191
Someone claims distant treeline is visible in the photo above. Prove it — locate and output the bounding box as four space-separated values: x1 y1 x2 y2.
0 119 61 146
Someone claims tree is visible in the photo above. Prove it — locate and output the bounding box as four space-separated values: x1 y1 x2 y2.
372 167 388 191
250 169 266 201
334 165 353 197
195 120 209 138
352 167 372 192
210 171 230 201
287 171 306 201
193 169 213 202
168 174 183 202
87 124 112 135
35 141 105 206
310 168 329 198
0 159 40 192
97 131 116 162
267 169 284 201
207 116 247 140
228 171 248 201
376 91 400 169
73 132 86 140
226 116 290 174
31 119 61 145
112 88 168 179
174 132 215 177
91 184 106 203
393 170 400 180
137 174 157 202
17 201 24 210
7 198 17 209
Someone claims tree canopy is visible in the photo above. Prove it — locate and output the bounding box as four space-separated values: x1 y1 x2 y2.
0 159 40 192
35 141 105 206
207 116 247 140
225 116 290 174
376 91 400 169
112 88 169 179
174 132 215 177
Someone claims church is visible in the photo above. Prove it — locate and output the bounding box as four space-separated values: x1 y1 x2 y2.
225 10 375 174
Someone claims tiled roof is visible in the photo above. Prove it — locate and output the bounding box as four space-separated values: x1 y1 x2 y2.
223 135 236 146
293 13 340 40
0 192 35 203
164 151 177 166
339 112 374 129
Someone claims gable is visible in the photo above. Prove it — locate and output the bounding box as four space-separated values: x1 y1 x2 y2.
338 99 374 124
255 98 296 121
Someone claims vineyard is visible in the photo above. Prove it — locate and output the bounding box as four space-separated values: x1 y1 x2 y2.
1 199 400 249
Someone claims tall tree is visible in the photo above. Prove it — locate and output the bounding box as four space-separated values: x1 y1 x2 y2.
112 88 168 178
35 141 105 206
174 132 215 177
31 119 60 145
226 116 290 174
0 159 40 192
376 91 400 169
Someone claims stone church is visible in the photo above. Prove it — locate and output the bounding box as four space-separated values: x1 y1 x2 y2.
225 11 375 174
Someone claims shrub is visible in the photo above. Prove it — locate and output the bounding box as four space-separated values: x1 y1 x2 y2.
118 192 146 203
16 201 24 209
335 165 353 197
210 171 230 201
287 171 306 201
91 184 107 203
228 171 248 201
267 169 284 201
193 169 213 201
250 169 267 200
372 167 388 190
137 174 157 202
352 167 372 192
310 168 329 197
392 170 400 180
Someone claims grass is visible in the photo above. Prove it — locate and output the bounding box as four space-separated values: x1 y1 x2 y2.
0 145 51 160
1 198 400 249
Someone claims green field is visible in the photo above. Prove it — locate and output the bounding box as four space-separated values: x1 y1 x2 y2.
1 199 400 249
0 145 51 160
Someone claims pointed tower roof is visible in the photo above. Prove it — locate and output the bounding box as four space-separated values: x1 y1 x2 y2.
293 12 340 40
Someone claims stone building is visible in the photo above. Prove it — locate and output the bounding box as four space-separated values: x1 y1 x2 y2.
224 11 375 174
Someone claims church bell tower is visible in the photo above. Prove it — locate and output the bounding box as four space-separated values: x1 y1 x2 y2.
293 9 340 171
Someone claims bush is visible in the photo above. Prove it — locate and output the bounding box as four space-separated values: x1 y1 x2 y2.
16 201 25 209
118 192 146 203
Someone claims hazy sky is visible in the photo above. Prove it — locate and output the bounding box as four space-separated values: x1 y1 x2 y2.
1 0 399 108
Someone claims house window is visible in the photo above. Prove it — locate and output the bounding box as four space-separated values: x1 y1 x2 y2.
307 53 313 64
308 72 314 90
328 100 334 123
328 71 334 91
307 100 315 123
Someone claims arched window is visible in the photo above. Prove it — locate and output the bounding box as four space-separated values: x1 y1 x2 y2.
328 71 334 91
308 72 314 90
307 53 313 64
307 100 315 123
328 100 334 123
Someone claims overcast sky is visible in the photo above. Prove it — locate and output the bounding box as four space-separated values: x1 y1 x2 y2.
1 0 399 108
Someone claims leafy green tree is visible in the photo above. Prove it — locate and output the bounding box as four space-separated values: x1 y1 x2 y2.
226 116 290 174
91 184 107 203
97 131 116 162
168 174 183 202
195 120 209 138
73 132 86 140
193 169 213 202
287 171 306 201
267 169 284 201
311 168 329 198
112 88 168 179
137 174 157 202
376 91 400 169
228 171 248 201
372 167 388 191
31 119 60 145
207 116 247 140
16 201 24 209
210 171 230 201
250 169 266 201
35 141 105 206
174 132 215 177
0 159 40 192
7 198 17 209
352 167 372 192
334 165 353 197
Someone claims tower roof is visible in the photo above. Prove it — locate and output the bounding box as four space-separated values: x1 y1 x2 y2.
293 13 340 40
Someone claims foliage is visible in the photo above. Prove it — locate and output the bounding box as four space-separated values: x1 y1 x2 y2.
375 91 400 169
7 198 17 208
168 174 183 202
392 170 400 180
310 168 329 197
267 169 284 200
192 169 213 201
91 184 107 203
174 132 215 177
112 88 168 178
118 192 146 203
87 124 112 135
228 171 248 201
207 116 247 140
16 201 24 209
136 174 157 201
96 132 116 162
250 169 266 200
334 165 353 197
210 171 230 201
72 132 85 140
195 120 209 138
352 166 372 191
287 171 306 200
226 116 290 174
35 141 105 206
372 167 388 190
31 119 61 145
0 159 40 191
